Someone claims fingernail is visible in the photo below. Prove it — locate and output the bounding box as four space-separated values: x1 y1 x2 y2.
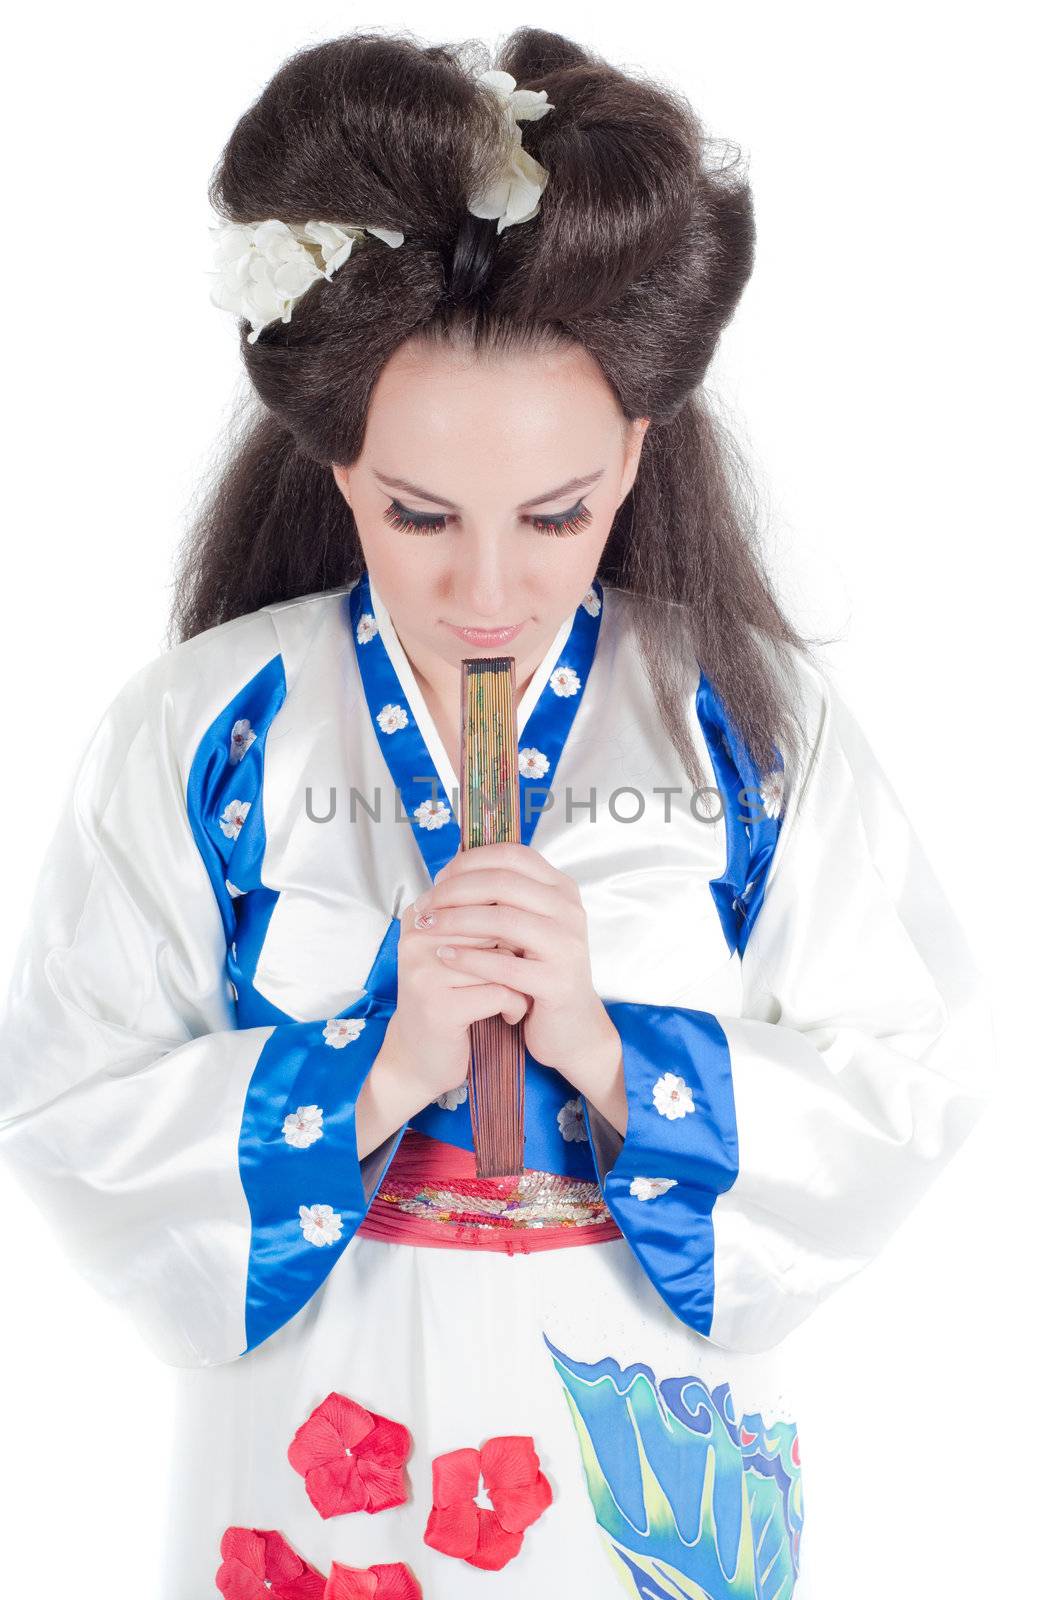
436 945 456 959
414 910 436 929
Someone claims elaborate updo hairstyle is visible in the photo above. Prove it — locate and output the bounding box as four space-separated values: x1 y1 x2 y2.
172 25 820 783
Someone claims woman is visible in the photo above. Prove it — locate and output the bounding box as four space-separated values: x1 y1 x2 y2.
0 26 991 1600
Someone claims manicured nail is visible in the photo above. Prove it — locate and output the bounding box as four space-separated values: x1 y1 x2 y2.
414 910 436 929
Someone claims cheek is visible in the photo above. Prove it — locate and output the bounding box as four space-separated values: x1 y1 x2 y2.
537 527 612 595
357 525 444 597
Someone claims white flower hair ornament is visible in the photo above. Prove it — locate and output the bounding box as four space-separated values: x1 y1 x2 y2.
208 68 554 343
208 218 405 345
465 69 554 233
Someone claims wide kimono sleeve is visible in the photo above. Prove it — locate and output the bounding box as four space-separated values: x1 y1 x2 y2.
0 657 406 1370
581 661 995 1353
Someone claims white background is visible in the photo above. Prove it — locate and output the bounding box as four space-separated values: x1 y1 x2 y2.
1 3 1057 1594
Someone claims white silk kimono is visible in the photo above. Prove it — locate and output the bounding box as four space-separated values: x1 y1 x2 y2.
0 572 992 1599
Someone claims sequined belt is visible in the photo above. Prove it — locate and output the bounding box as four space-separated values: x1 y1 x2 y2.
358 1129 622 1254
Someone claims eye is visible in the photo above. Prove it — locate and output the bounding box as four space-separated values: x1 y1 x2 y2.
382 500 593 537
382 501 447 535
531 502 593 537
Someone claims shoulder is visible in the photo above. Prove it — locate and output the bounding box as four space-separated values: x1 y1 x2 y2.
601 582 834 781
751 629 832 757
93 585 355 780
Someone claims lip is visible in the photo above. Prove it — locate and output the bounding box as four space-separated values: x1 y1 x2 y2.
444 620 527 646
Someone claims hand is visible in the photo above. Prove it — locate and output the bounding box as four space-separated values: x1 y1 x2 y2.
409 840 619 1091
387 889 530 1106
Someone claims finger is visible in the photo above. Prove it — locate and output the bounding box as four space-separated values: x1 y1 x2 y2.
411 942 516 994
434 841 559 888
413 928 503 948
402 903 501 946
434 943 550 1000
498 991 530 1025
423 902 551 960
453 983 530 1028
419 868 578 922
427 961 504 990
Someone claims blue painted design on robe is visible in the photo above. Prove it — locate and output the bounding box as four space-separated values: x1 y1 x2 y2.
545 1337 803 1599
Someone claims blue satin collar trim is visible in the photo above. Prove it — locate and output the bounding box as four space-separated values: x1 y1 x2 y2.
347 573 605 881
695 670 785 957
185 654 291 1027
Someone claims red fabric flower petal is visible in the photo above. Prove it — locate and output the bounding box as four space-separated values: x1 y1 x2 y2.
480 1435 539 1492
424 1436 551 1570
467 1508 525 1572
288 1393 412 1518
288 1393 377 1473
361 1416 414 1467
303 1459 370 1520
323 1560 422 1599
479 1436 553 1533
216 1526 326 1598
354 1454 409 1514
424 1498 480 1559
488 1474 553 1535
430 1446 481 1507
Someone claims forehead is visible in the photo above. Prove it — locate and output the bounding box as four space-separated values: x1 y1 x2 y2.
365 341 623 466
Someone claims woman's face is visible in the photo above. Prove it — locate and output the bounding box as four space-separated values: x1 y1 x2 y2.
332 338 649 676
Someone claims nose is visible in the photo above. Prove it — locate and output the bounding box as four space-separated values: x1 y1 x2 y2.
453 533 514 622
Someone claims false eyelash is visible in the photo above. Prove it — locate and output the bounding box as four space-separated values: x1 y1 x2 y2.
382 500 593 538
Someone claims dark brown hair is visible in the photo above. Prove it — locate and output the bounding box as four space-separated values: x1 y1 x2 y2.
171 25 825 782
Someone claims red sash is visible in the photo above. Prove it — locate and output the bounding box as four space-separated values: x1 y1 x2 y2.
358 1128 622 1254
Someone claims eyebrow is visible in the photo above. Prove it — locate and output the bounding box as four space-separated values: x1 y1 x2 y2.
371 467 606 511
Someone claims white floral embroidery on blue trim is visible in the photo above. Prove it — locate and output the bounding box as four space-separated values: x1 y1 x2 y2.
229 717 257 764
356 614 379 644
219 799 251 839
759 767 785 820
652 1072 695 1120
299 1203 343 1245
558 1097 589 1141
376 702 409 734
581 588 601 616
549 666 581 698
629 1176 678 1201
518 747 550 779
414 797 452 830
283 1105 324 1148
436 1082 469 1110
322 1017 367 1049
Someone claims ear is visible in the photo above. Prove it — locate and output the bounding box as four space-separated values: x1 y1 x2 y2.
620 416 651 499
331 462 351 509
